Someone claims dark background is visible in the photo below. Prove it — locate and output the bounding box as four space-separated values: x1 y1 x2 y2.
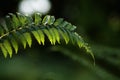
0 0 120 80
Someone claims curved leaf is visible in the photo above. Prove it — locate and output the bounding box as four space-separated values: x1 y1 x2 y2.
3 40 12 58
23 32 32 47
14 31 27 49
0 12 94 60
9 34 18 54
43 28 53 44
30 27 41 44
38 29 45 45
52 28 60 44
0 43 8 58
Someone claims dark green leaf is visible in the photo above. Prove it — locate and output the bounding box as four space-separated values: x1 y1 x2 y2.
5 15 12 31
54 18 64 26
16 13 27 27
14 31 27 49
59 21 68 27
58 28 69 44
9 13 20 28
34 13 42 25
0 25 4 36
66 23 76 31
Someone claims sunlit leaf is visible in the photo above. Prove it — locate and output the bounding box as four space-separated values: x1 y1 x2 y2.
52 28 60 43
23 32 32 47
9 34 18 54
49 28 56 45
30 27 41 44
0 43 8 58
3 40 12 58
38 29 45 45
43 28 53 44
0 12 94 59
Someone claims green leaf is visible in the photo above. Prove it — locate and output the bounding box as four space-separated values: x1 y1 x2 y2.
25 16 33 26
49 28 56 45
37 29 45 45
14 31 27 49
58 28 69 44
82 44 95 65
74 32 95 61
43 28 53 44
9 13 20 28
30 27 41 44
23 32 32 47
0 25 4 36
59 21 68 27
9 34 18 54
0 12 94 60
66 23 76 31
34 13 42 25
3 40 12 58
54 18 63 26
16 13 27 27
66 30 75 44
0 43 8 58
49 16 55 25
52 28 60 44
42 15 55 25
74 32 84 47
5 15 12 31
42 15 50 25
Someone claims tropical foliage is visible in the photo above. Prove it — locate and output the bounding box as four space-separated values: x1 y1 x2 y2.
0 13 93 59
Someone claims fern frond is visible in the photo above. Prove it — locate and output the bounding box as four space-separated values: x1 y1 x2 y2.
0 13 94 59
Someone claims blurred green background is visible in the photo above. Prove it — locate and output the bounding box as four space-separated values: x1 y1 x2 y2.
0 0 120 80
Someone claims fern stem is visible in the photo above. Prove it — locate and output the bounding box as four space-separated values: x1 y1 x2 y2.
0 27 24 39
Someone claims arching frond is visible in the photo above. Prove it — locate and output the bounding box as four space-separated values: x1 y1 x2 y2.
0 13 94 60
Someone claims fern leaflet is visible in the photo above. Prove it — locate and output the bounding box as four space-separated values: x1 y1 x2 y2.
0 13 94 60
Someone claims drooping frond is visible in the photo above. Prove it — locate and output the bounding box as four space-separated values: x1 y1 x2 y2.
0 13 94 59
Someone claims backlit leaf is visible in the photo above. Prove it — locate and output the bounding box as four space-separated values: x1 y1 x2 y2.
9 34 18 54
31 27 41 44
0 43 8 58
3 40 12 58
38 29 45 45
23 32 32 47
43 29 53 44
